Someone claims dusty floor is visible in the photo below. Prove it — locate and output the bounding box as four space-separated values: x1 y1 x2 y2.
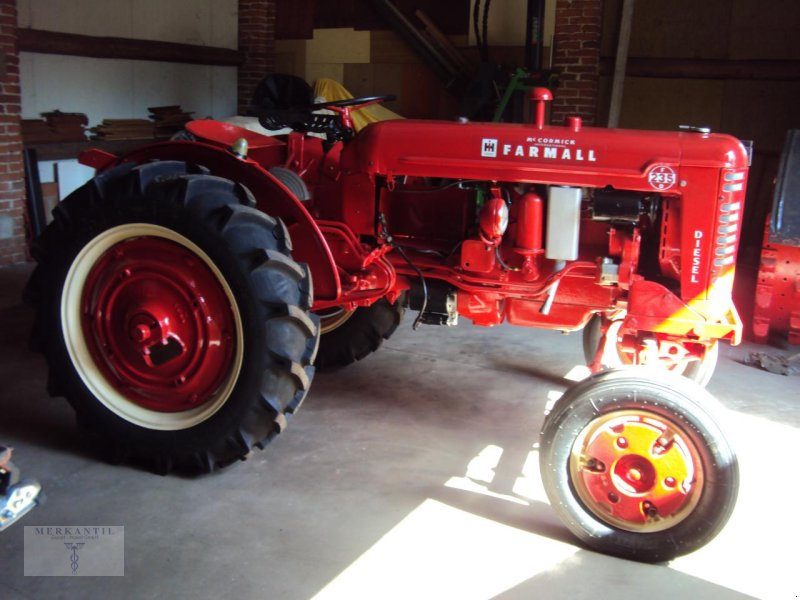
0 262 797 600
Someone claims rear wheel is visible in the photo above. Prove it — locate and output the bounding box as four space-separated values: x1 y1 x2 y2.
314 297 404 370
26 161 319 473
539 367 738 562
583 314 718 386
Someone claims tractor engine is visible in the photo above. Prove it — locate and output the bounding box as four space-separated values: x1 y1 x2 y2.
336 93 749 355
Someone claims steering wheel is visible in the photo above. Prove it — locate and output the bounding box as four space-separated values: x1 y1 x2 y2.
310 94 396 110
257 94 396 145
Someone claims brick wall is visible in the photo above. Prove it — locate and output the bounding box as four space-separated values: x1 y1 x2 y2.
0 0 25 266
238 0 277 115
551 0 602 126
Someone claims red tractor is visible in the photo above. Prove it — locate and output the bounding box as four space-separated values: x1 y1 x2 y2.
25 90 746 561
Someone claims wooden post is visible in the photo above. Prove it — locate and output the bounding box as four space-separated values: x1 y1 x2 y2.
607 0 635 128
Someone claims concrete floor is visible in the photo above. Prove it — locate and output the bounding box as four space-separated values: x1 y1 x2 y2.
0 262 797 600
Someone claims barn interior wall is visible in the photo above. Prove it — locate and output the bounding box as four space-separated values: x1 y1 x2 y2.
274 0 555 119
598 0 800 265
17 0 239 127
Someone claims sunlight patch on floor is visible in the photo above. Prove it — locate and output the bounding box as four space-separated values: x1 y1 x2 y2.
669 409 799 600
564 364 592 381
444 442 552 505
310 362 800 600
310 498 578 600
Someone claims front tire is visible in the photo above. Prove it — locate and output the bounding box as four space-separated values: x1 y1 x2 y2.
539 367 738 562
26 161 319 473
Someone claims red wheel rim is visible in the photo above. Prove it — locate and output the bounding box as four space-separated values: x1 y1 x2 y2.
81 236 236 411
317 306 355 334
569 410 703 532
605 319 713 376
62 224 243 429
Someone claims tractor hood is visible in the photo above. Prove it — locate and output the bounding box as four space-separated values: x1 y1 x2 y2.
342 119 750 193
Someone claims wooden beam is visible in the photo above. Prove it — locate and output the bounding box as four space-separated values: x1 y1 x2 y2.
607 0 635 128
600 57 800 81
25 139 156 162
18 28 243 67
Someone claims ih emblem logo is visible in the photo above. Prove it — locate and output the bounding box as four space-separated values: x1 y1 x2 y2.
648 165 677 191
481 138 498 157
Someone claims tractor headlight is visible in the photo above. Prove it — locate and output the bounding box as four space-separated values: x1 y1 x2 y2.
480 196 509 241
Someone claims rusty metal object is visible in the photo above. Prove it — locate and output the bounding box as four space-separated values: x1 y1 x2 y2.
753 240 800 344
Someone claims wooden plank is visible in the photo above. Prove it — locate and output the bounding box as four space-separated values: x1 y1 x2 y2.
415 10 473 74
314 0 354 29
370 30 419 64
276 0 315 40
18 28 242 66
599 57 800 81
25 139 157 162
371 63 406 111
343 63 375 98
41 182 59 225
421 0 471 36
353 0 469 34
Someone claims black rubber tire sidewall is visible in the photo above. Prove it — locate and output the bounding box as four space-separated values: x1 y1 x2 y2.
28 162 318 472
539 367 738 562
314 297 404 370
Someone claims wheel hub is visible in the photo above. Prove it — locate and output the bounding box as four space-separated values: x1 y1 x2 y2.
570 410 703 532
80 236 236 412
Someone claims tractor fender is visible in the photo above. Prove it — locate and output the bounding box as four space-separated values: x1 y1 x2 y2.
80 140 341 302
625 279 742 343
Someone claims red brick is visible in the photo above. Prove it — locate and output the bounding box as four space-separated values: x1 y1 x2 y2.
553 0 600 123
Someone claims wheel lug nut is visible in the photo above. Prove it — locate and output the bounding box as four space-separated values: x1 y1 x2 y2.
585 458 606 473
616 437 628 449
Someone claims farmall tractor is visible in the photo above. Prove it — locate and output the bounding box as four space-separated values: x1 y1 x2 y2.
25 89 746 561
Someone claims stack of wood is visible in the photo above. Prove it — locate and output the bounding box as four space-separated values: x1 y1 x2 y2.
90 119 155 141
22 111 88 144
21 119 53 144
149 105 194 138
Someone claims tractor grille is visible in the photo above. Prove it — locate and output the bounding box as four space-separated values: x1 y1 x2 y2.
710 169 748 292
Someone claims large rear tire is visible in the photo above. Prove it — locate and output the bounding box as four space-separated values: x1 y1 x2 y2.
314 297 404 370
26 161 319 473
539 367 738 562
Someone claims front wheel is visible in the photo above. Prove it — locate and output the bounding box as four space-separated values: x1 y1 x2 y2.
26 161 319 473
583 314 719 386
539 367 738 562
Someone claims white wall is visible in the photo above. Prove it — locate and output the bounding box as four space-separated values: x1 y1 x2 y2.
20 55 237 123
18 0 239 126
